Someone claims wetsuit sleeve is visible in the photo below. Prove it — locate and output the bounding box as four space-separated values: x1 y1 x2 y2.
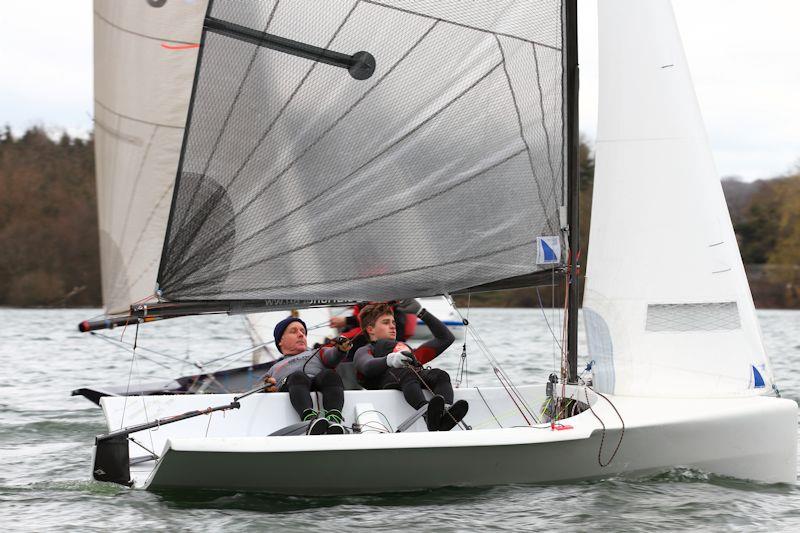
413 308 456 364
354 345 389 378
319 346 346 369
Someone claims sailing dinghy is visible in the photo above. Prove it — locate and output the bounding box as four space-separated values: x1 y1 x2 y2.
84 0 796 493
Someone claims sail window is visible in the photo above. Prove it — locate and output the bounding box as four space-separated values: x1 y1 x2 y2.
645 302 741 332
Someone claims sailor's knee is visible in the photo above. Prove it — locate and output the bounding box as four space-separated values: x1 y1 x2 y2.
286 371 311 387
318 368 343 388
425 368 450 384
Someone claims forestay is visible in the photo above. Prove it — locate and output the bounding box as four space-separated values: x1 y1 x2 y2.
583 0 774 398
157 0 568 305
93 0 207 313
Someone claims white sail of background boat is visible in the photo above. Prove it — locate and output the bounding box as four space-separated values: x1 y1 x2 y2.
80 0 339 397
85 0 796 493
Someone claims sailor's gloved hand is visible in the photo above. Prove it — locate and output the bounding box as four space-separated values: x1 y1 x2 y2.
264 376 278 393
395 298 422 315
400 350 423 368
386 352 413 368
334 336 352 353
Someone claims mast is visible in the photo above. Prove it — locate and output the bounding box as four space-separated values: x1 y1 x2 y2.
565 0 580 382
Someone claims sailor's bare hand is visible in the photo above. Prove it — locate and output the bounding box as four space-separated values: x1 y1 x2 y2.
329 316 347 328
264 377 278 392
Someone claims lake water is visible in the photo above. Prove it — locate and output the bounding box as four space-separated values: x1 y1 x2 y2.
1 308 798 531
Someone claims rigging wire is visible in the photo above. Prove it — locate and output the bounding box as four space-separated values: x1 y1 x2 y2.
119 322 140 429
446 299 539 424
90 331 188 371
454 292 470 388
202 318 333 370
473 385 502 428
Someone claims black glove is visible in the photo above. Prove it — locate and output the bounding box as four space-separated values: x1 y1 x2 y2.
395 298 422 315
334 336 352 353
400 350 423 368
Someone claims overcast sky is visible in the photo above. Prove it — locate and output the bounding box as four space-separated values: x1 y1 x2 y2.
0 0 797 181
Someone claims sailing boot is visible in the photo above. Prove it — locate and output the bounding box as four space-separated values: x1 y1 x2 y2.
325 409 346 435
304 409 329 435
439 400 469 431
423 395 445 431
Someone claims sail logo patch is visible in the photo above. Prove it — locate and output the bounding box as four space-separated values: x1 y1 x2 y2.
537 236 561 265
751 364 766 388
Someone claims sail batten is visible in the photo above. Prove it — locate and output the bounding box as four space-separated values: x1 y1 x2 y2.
157 0 567 306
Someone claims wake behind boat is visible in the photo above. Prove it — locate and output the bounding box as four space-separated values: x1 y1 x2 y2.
81 0 796 494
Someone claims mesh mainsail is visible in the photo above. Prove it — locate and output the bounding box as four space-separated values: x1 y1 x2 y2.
157 0 567 304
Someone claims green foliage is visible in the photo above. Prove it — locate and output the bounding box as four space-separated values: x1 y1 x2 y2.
0 126 100 306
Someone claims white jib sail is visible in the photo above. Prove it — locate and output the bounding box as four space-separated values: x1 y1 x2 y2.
583 0 774 398
93 0 206 313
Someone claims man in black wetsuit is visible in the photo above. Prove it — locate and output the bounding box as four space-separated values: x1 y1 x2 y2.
353 301 468 431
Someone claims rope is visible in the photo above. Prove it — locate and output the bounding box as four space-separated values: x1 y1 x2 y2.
205 412 214 437
406 365 467 430
354 409 393 433
584 387 625 467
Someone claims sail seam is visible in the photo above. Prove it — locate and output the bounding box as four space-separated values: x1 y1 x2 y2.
196 0 282 193
189 19 441 239
118 126 159 255
164 60 505 284
361 0 562 51
94 99 185 130
167 147 527 292
532 42 560 219
123 184 174 290
212 0 361 195
165 1 363 274
93 10 198 46
176 237 535 297
494 36 554 235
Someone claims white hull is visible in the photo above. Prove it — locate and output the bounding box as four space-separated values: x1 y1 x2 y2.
99 386 797 493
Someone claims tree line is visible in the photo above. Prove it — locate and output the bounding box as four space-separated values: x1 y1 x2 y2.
0 126 797 308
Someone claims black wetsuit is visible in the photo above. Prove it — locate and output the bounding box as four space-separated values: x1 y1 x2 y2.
353 309 456 409
279 369 344 416
269 346 347 418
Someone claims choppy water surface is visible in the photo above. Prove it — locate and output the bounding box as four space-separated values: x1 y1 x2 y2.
1 308 798 531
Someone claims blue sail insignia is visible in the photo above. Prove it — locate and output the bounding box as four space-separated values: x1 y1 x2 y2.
752 365 765 388
537 236 561 265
